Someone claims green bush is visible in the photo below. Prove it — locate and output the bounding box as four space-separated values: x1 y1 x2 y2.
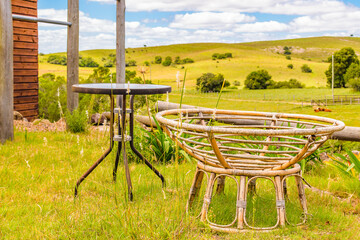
174 56 181 64
287 64 294 69
225 52 233 58
144 61 150 66
345 63 360 91
283 46 291 55
65 108 88 133
182 58 194 64
79 57 99 67
154 56 162 64
212 53 232 60
301 64 312 73
233 80 241 86
47 55 67 65
196 73 230 92
38 73 67 122
126 60 137 67
162 56 172 66
325 47 359 88
244 69 274 89
286 55 291 60
274 79 305 89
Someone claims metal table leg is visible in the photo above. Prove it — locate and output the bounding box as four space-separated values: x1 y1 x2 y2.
74 95 115 198
129 95 166 187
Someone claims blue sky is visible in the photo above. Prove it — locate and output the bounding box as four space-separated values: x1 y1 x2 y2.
37 0 360 53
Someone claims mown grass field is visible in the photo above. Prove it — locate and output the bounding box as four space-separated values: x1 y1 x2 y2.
1 127 360 239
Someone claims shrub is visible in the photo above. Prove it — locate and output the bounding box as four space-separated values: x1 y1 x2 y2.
225 52 233 58
274 79 305 89
287 64 294 69
244 69 274 89
325 47 359 88
126 60 137 67
196 73 230 92
144 61 150 66
286 56 291 60
174 56 181 64
283 46 291 55
79 57 99 67
162 56 172 66
233 80 241 86
181 58 194 64
154 56 162 64
47 55 67 65
301 64 312 73
65 108 88 133
38 73 67 122
345 63 360 91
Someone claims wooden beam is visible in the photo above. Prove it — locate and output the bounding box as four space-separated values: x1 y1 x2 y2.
0 0 14 144
67 0 79 112
116 0 125 105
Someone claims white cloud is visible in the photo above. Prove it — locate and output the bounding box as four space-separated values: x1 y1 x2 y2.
234 21 289 33
170 12 255 30
89 0 355 16
290 11 360 33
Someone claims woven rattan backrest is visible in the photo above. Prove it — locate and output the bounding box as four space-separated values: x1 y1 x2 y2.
156 109 345 171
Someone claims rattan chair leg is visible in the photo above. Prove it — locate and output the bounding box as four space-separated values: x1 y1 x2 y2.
275 176 286 227
215 175 226 194
237 176 247 229
186 167 205 212
200 173 216 222
295 175 308 214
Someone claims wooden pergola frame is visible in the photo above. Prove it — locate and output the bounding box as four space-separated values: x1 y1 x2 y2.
0 0 126 144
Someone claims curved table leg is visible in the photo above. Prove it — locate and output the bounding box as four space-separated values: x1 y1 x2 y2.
129 95 166 188
113 98 122 182
75 96 115 198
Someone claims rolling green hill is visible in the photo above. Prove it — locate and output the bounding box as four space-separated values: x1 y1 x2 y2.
39 36 360 89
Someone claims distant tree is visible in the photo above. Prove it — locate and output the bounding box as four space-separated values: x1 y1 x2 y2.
47 55 67 65
233 80 241 86
162 56 172 66
244 69 274 89
274 79 304 89
125 60 136 67
79 57 99 67
344 63 360 91
301 64 312 73
325 47 359 88
174 56 181 64
286 55 291 60
196 73 230 92
287 64 294 69
225 52 233 58
144 61 150 66
283 46 291 55
154 56 162 64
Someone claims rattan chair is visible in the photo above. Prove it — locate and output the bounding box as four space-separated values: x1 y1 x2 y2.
156 108 345 232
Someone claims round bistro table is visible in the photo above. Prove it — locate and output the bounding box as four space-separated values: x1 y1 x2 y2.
72 83 171 200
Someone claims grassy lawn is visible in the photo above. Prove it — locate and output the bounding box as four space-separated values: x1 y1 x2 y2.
1 127 360 239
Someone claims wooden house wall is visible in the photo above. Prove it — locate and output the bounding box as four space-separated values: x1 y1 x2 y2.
12 0 38 121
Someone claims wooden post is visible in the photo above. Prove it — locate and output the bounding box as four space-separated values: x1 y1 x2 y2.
0 0 14 144
116 0 126 106
67 0 79 112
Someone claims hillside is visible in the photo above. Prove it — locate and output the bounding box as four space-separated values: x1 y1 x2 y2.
39 36 360 89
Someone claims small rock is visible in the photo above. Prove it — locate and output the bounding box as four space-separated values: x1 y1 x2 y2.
91 113 106 125
14 111 23 120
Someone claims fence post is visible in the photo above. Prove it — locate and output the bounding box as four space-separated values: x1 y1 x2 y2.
67 0 79 112
0 0 14 144
116 0 126 101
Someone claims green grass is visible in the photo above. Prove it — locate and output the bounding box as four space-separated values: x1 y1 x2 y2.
39 36 360 88
1 128 360 239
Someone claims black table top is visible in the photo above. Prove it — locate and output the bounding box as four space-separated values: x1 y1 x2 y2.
72 83 171 95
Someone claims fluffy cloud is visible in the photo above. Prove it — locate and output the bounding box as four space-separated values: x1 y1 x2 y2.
89 0 354 16
170 12 255 30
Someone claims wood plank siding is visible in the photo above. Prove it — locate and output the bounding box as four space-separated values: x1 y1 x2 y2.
12 0 38 121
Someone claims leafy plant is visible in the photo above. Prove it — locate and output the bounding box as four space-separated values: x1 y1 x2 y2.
326 150 360 180
65 108 88 133
244 69 274 89
142 116 191 163
196 73 230 92
79 57 99 67
162 56 172 66
47 55 67 65
301 64 312 73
